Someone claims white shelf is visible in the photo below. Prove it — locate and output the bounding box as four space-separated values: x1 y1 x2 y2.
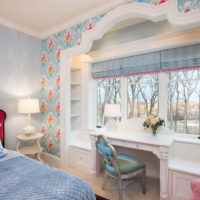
71 82 81 86
71 65 81 71
71 98 81 101
71 114 82 117
18 146 43 155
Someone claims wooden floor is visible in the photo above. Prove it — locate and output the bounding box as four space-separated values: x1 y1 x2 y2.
62 167 160 200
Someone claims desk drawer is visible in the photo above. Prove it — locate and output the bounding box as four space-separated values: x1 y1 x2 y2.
125 141 153 152
109 138 126 146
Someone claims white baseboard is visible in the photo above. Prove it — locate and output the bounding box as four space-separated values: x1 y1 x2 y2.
40 152 61 168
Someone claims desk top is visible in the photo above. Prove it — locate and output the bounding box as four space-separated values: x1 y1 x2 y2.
90 130 174 147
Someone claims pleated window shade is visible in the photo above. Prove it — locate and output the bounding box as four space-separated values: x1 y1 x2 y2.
121 51 161 76
91 58 122 79
91 44 200 79
161 44 200 72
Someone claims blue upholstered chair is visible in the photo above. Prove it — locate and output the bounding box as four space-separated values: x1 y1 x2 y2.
96 135 146 199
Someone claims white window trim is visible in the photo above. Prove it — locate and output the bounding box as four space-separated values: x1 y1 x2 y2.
93 71 199 135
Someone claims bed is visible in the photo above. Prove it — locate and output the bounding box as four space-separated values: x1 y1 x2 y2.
0 110 95 200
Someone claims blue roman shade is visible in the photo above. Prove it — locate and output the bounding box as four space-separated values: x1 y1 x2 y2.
121 51 161 76
161 44 200 72
91 58 122 79
91 43 200 79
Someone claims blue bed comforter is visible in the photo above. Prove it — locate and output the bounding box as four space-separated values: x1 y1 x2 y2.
0 156 96 200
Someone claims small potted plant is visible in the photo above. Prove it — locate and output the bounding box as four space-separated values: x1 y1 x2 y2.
143 113 165 135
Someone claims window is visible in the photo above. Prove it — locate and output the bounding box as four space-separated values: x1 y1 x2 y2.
168 69 200 134
97 78 120 126
127 74 159 118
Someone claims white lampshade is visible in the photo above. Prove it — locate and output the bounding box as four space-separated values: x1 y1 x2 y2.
104 104 121 117
18 98 40 114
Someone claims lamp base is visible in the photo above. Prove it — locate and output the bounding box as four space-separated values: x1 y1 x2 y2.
23 125 35 135
107 119 117 132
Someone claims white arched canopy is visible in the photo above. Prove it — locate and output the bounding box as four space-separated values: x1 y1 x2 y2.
60 0 200 168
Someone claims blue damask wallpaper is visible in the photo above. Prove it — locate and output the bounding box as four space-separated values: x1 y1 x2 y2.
41 0 200 156
41 14 106 156
178 0 200 13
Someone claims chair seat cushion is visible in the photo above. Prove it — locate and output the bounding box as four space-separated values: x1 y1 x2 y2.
105 154 145 175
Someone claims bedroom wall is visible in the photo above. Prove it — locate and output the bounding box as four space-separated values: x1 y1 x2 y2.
41 0 200 157
0 24 41 150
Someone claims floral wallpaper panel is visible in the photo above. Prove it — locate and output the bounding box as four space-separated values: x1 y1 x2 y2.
41 0 200 156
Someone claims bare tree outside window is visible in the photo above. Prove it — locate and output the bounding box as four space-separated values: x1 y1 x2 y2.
97 78 120 126
127 74 159 118
168 69 200 134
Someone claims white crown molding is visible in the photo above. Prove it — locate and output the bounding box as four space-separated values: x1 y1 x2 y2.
0 0 129 39
0 17 40 39
39 0 130 39
1 0 199 39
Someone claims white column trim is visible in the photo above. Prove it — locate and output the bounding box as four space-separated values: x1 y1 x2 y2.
120 77 127 121
159 73 168 123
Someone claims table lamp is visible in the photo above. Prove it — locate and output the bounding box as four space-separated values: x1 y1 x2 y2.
104 104 121 132
18 98 40 135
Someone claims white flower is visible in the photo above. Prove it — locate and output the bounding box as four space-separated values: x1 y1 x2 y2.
151 118 158 125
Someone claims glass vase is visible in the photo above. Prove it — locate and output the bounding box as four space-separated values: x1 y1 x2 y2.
151 126 158 135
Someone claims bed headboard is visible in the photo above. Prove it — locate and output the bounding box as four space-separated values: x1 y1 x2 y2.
0 110 6 147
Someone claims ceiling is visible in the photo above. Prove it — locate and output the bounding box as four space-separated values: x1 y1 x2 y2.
0 0 128 38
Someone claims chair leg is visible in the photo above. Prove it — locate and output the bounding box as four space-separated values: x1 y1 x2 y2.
141 168 146 194
102 173 108 190
118 178 123 200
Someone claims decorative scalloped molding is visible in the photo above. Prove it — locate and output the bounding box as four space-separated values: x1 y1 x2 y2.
62 2 169 57
62 0 200 57
167 0 200 30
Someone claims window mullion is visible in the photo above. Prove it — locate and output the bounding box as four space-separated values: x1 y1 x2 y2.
120 76 127 121
158 73 168 124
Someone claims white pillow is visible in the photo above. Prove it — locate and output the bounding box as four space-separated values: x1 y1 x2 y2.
0 141 8 158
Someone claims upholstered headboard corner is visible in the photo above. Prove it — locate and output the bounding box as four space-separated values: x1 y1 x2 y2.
0 110 6 147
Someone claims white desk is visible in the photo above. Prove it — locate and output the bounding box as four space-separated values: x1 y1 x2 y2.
90 130 174 200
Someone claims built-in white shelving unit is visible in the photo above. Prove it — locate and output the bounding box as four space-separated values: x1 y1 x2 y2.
70 65 83 131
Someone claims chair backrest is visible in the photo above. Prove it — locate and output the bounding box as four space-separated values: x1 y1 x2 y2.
96 135 117 165
0 110 6 147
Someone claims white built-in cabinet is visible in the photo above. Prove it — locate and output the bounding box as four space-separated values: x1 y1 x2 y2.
169 170 200 200
70 65 83 130
68 58 92 173
169 140 200 200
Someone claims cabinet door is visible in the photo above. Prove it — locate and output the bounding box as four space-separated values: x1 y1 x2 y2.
70 146 91 172
172 171 200 200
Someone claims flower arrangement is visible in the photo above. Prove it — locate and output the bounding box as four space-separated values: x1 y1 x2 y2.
143 113 165 135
